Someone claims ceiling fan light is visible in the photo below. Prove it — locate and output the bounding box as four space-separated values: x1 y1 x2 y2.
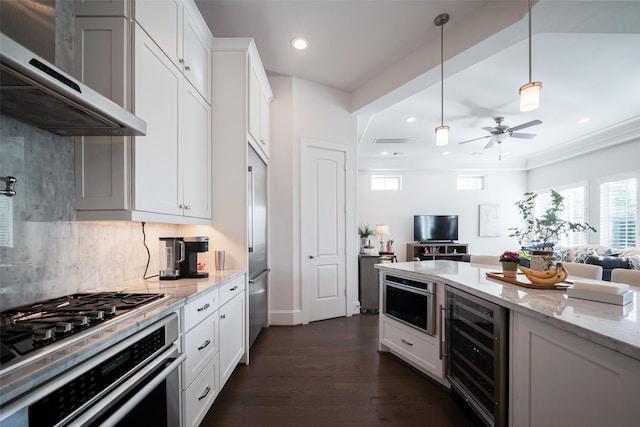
435 125 449 146
519 81 542 112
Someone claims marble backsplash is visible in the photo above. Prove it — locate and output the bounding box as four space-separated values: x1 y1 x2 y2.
0 114 222 308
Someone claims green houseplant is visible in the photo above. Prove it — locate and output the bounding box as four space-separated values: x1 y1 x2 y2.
509 190 596 250
358 225 375 253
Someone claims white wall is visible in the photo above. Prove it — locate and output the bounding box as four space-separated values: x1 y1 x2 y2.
527 138 640 245
358 169 528 261
269 76 358 325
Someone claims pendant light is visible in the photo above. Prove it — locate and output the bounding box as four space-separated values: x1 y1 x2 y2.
434 13 449 146
519 0 542 112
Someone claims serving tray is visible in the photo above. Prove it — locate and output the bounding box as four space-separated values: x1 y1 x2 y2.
486 272 572 290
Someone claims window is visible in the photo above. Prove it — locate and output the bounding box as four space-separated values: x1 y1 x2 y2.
535 186 589 246
371 175 401 191
600 177 637 248
457 175 484 190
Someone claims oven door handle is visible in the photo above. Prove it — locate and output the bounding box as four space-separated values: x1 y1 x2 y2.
68 345 185 427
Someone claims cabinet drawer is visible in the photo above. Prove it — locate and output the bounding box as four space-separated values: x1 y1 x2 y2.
381 316 442 379
183 354 219 427
219 276 245 307
182 314 218 389
183 289 219 332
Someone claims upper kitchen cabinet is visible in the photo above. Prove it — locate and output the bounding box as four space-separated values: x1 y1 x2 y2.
135 0 212 103
74 0 212 224
213 38 273 161
75 0 131 17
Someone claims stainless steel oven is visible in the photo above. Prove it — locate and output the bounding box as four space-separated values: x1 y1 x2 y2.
0 313 184 426
382 273 436 335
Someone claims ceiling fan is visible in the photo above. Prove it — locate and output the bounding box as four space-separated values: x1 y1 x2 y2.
458 117 542 149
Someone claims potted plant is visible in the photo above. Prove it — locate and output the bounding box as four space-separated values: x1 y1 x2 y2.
499 250 520 278
358 224 375 253
386 239 395 253
509 190 596 270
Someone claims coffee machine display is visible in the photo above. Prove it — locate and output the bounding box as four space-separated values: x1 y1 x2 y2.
159 237 185 280
180 236 209 279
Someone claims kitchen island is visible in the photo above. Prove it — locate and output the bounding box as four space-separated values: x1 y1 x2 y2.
376 260 640 427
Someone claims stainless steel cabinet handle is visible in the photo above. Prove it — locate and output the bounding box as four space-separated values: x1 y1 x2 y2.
401 338 413 346
230 286 238 291
185 65 191 71
439 304 448 360
220 313 226 319
178 58 185 64
197 303 210 312
309 255 315 259
198 386 211 401
198 340 211 351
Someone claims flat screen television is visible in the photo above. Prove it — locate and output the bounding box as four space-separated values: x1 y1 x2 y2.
414 215 458 242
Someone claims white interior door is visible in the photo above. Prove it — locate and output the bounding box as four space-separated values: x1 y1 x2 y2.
301 141 347 323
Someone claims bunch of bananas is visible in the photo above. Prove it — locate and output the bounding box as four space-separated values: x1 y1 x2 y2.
518 262 569 285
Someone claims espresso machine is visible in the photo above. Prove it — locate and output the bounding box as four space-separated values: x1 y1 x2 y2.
159 236 209 280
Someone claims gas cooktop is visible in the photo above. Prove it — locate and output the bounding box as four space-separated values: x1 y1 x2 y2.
0 292 165 366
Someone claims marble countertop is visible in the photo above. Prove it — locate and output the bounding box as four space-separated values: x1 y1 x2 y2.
0 270 245 408
376 260 640 362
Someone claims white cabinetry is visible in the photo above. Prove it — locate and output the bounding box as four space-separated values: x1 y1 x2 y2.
248 61 271 158
74 0 212 224
182 289 219 427
510 312 640 426
218 276 246 387
378 281 446 385
135 0 211 102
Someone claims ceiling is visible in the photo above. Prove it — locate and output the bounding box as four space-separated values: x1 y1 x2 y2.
195 1 640 170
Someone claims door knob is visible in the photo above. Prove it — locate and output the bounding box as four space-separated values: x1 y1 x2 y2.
308 255 315 259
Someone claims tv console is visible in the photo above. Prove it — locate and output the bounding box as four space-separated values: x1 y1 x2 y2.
406 242 468 262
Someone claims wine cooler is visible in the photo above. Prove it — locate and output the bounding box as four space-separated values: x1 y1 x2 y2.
444 287 508 427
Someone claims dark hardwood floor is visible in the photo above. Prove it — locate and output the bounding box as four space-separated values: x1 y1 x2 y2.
201 314 479 427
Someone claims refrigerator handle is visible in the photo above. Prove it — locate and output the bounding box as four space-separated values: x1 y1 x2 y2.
248 165 255 253
249 268 271 283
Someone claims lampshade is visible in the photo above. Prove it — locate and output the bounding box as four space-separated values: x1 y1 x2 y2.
435 125 449 146
519 81 542 112
375 224 389 236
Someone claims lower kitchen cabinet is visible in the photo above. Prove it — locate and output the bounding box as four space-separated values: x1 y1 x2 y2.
510 312 640 426
219 287 246 387
181 289 220 426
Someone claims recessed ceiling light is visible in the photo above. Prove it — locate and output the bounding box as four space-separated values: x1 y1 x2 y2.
291 37 308 50
381 151 388 155
442 151 450 155
405 117 416 123
578 117 591 124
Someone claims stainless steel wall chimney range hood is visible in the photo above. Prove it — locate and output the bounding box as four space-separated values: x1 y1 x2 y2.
0 33 146 136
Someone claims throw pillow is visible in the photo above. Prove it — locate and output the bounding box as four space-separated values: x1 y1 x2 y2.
552 249 570 262
628 255 640 270
573 248 596 264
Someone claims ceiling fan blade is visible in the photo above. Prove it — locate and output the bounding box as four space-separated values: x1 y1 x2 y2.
510 132 537 139
484 140 495 149
481 127 495 133
508 119 542 132
458 135 491 145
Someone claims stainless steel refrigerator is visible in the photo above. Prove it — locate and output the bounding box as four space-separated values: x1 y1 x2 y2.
248 146 269 348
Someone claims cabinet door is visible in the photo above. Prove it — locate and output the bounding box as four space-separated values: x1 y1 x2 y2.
248 65 261 145
258 90 270 157
219 293 245 387
510 312 640 426
135 0 182 68
183 8 211 103
180 84 211 219
134 25 182 216
75 17 130 211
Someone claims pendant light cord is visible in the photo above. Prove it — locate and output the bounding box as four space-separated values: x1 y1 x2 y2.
528 0 532 83
440 22 444 127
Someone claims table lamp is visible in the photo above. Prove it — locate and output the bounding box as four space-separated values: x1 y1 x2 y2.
375 224 389 253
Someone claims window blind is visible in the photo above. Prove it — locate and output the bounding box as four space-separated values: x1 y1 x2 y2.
600 178 637 249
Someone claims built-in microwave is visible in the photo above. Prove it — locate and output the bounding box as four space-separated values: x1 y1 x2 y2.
382 274 436 335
